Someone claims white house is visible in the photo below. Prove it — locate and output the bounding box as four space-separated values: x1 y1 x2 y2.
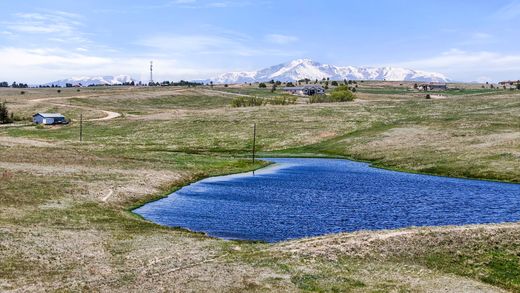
32 113 67 125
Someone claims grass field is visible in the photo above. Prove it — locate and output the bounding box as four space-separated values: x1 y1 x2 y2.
1 83 519 292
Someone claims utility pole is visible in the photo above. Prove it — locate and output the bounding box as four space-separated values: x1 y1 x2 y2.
79 113 83 142
149 61 154 85
252 123 256 165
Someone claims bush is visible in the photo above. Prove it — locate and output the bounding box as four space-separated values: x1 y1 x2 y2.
20 91 25 95
426 94 431 99
231 96 264 107
258 83 267 88
266 95 297 105
517 84 520 90
57 89 61 93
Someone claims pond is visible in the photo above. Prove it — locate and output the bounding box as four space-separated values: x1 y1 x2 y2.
133 158 520 242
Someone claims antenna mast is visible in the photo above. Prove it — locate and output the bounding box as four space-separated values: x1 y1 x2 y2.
149 61 154 84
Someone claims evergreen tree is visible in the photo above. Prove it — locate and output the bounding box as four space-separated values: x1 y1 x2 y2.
0 102 12 124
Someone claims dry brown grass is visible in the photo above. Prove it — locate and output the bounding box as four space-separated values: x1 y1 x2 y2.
0 85 519 292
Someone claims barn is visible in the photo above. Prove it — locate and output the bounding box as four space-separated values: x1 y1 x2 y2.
32 113 68 125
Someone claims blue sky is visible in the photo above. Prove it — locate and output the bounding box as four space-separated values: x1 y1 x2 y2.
0 0 519 83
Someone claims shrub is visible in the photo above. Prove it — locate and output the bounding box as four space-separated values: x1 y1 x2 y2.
57 89 61 93
258 83 267 88
329 85 356 102
20 91 25 95
426 94 431 99
517 84 520 90
231 96 264 107
266 95 297 105
331 81 339 86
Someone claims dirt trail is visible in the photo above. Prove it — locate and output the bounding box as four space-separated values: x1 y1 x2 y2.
29 95 121 121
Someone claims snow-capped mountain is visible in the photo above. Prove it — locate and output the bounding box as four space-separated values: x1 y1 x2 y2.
44 75 135 87
206 59 449 84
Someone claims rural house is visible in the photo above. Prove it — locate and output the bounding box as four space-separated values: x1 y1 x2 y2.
32 113 68 125
283 85 325 96
418 83 448 91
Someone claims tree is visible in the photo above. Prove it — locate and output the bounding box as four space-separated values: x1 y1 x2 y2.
331 81 338 86
210 81 214 88
258 82 267 88
271 84 277 92
0 102 12 124
285 82 295 87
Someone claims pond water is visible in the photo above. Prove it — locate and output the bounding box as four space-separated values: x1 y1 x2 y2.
133 158 520 242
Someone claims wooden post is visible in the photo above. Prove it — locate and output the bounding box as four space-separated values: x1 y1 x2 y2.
252 123 256 165
79 113 83 142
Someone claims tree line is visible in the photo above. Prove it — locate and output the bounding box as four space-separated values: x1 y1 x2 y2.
0 81 29 88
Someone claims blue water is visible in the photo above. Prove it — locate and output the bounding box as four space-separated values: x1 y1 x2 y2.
134 158 520 242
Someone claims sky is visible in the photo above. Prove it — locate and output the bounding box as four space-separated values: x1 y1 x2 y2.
0 0 519 83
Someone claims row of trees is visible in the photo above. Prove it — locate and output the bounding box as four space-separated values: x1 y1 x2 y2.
0 82 29 88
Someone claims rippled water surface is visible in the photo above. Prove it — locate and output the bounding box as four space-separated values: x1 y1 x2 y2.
134 158 520 242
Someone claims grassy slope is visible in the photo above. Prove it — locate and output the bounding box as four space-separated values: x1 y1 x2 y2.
0 84 519 292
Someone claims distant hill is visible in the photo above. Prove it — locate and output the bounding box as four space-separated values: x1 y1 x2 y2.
44 75 135 87
203 59 449 84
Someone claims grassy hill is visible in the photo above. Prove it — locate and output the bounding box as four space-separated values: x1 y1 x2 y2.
1 83 519 291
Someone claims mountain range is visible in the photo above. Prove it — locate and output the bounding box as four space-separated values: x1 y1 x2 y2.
44 75 135 87
42 59 449 86
205 59 449 84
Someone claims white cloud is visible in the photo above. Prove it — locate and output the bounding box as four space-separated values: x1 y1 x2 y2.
0 47 222 84
396 49 520 82
4 11 83 35
265 34 298 45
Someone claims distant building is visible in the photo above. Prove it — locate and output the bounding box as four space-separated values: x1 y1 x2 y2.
283 85 325 96
418 83 448 91
32 113 68 125
499 80 520 85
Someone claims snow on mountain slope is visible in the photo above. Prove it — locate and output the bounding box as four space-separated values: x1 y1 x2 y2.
206 59 449 84
44 75 135 87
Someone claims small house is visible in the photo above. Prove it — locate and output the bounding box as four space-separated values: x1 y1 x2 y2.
32 113 68 125
283 85 325 96
418 83 448 91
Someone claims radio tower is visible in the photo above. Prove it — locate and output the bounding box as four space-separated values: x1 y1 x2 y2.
149 61 154 84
